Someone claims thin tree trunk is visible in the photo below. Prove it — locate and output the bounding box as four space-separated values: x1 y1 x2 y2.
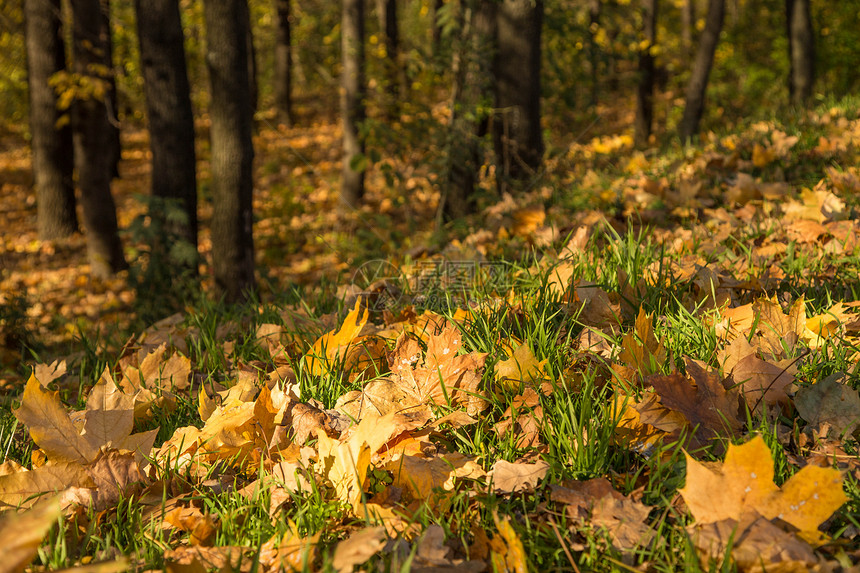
274 0 293 126
376 0 405 115
681 0 695 55
134 0 198 257
432 0 443 55
443 0 494 221
25 0 77 240
341 0 366 209
71 0 126 277
98 0 121 179
239 0 258 115
634 0 658 147
204 0 256 301
786 0 814 106
678 0 724 142
493 0 544 189
588 0 600 108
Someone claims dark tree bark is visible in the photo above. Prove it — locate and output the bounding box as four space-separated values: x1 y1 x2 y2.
134 0 198 256
203 0 256 302
341 0 366 209
681 0 695 54
376 0 405 114
274 0 293 126
70 0 126 277
24 0 77 240
238 0 258 115
786 0 814 106
634 0 658 147
678 0 724 142
493 0 543 189
97 0 121 179
443 0 495 221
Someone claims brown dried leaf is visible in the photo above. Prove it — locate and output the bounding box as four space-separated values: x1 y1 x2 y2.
591 495 655 552
489 459 549 493
794 373 860 436
648 359 744 439
32 360 67 388
0 463 95 507
384 452 485 500
83 372 134 449
332 526 387 573
86 450 145 511
731 355 793 411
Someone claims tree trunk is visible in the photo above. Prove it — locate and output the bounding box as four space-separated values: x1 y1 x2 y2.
24 0 77 240
376 0 405 115
786 0 814 106
98 0 121 179
678 0 724 142
588 0 600 108
71 0 126 277
274 0 293 126
443 0 494 221
681 0 695 55
340 0 366 209
203 0 256 302
432 0 443 55
239 0 258 116
634 0 658 147
134 0 198 257
493 0 543 190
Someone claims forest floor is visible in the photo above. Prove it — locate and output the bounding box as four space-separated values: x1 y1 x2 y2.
2 100 860 572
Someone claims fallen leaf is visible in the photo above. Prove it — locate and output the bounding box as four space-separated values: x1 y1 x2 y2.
332 526 387 573
590 495 655 552
489 512 528 573
83 372 135 449
384 451 485 501
679 435 846 541
0 495 62 573
730 354 793 411
32 360 67 388
489 459 549 493
13 374 98 464
493 388 544 449
689 512 818 572
494 343 548 392
305 299 369 377
0 463 95 507
794 373 860 437
617 307 667 380
647 358 744 439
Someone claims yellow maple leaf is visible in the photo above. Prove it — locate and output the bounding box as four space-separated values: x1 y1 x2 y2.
489 512 529 573
305 299 369 377
316 413 402 511
13 374 99 464
494 343 548 392
680 436 846 541
752 143 776 168
0 496 63 573
618 307 666 378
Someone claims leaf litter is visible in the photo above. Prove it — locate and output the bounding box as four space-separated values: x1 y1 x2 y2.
2 113 860 571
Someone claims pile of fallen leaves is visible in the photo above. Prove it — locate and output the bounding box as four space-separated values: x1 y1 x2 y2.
3 272 860 571
2 108 860 571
